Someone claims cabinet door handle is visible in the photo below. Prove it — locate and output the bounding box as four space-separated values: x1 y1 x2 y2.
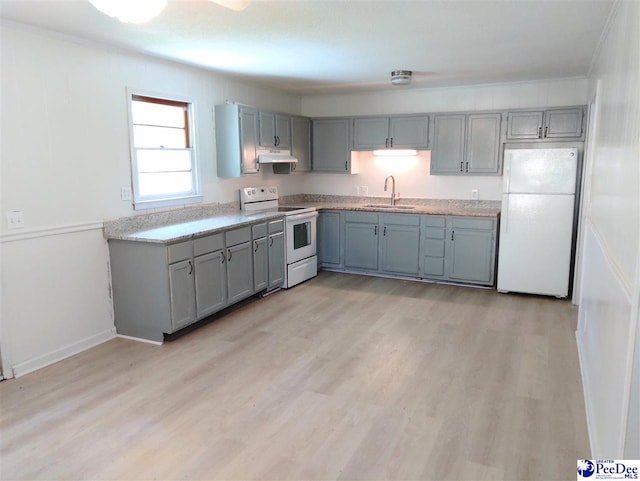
460 161 464 172
538 127 542 138
390 138 393 147
385 138 389 148
465 161 469 172
451 231 454 241
188 260 193 275
374 225 378 235
254 241 258 253
345 161 348 171
220 254 225 264
228 250 232 262
383 226 387 236
544 126 548 138
277 135 280 146
270 237 274 247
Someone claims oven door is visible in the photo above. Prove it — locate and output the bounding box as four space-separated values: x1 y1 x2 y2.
285 211 317 264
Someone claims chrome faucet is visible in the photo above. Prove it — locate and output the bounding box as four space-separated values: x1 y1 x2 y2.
384 175 396 205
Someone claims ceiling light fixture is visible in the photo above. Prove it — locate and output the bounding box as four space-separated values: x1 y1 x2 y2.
88 0 167 24
373 149 418 156
391 70 412 86
209 0 250 11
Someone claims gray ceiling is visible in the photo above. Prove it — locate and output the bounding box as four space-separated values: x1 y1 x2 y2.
0 0 614 95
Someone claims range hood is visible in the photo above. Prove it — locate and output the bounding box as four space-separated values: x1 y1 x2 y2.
257 153 298 164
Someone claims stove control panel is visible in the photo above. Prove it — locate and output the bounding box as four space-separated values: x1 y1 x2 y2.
240 186 279 207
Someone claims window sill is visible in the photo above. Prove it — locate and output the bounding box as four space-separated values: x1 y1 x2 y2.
133 195 203 212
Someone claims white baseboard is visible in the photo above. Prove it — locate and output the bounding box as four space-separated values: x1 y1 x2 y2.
12 327 116 378
576 328 597 457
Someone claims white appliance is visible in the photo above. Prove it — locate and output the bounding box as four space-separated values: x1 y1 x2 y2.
497 148 578 297
240 186 317 289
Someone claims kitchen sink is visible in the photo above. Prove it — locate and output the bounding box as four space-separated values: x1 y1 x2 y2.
362 204 415 210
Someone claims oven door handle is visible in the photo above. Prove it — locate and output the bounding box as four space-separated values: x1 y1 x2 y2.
285 211 318 223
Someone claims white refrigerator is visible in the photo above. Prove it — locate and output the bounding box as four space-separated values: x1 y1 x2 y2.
497 148 578 297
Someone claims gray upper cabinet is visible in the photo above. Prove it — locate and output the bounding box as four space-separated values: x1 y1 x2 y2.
431 114 466 174
380 214 421 276
312 118 355 173
431 113 502 175
259 111 291 149
318 211 341 266
215 104 259 177
506 107 584 140
466 113 502 174
290 116 311 172
344 212 379 270
352 115 429 150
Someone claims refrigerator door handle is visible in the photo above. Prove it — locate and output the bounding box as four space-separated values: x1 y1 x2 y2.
503 195 509 233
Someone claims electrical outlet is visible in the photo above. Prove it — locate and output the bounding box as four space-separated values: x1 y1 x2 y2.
360 186 368 196
121 186 132 201
472 189 479 200
6 210 24 229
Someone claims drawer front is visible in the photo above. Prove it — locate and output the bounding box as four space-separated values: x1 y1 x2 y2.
252 222 267 239
425 216 446 227
424 238 445 257
268 218 284 234
423 257 445 276
381 213 420 226
194 233 224 257
425 227 445 239
450 217 494 230
225 226 251 247
345 211 378 223
167 241 193 264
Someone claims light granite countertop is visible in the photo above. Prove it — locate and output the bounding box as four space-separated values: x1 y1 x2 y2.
104 195 500 244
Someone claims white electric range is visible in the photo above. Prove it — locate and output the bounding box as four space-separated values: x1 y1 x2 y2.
240 186 317 288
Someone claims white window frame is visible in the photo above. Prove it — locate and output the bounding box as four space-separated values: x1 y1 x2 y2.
126 88 202 210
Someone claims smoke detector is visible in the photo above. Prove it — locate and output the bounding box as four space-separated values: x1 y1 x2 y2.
391 70 412 86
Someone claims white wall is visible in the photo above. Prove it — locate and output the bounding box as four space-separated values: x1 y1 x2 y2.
577 0 640 458
300 78 588 200
0 21 303 377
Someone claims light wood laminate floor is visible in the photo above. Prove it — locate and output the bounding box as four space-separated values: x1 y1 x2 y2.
0 271 589 480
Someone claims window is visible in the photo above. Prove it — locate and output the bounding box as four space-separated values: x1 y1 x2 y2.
128 91 200 209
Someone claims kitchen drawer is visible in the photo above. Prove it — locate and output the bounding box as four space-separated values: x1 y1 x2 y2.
225 226 251 247
382 213 420 226
425 216 446 227
194 233 224 257
423 257 445 276
450 217 494 230
345 211 378 223
425 227 445 239
167 241 193 264
424 238 445 257
252 222 267 239
268 219 284 233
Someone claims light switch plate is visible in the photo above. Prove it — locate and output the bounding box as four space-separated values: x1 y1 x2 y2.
6 210 24 229
360 186 368 196
472 189 479 200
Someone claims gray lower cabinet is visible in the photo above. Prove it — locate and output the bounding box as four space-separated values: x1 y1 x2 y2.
268 231 285 288
194 250 226 319
344 212 379 270
252 236 268 292
226 240 254 304
318 211 341 267
318 210 496 287
380 214 421 275
447 217 496 285
168 258 196 330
